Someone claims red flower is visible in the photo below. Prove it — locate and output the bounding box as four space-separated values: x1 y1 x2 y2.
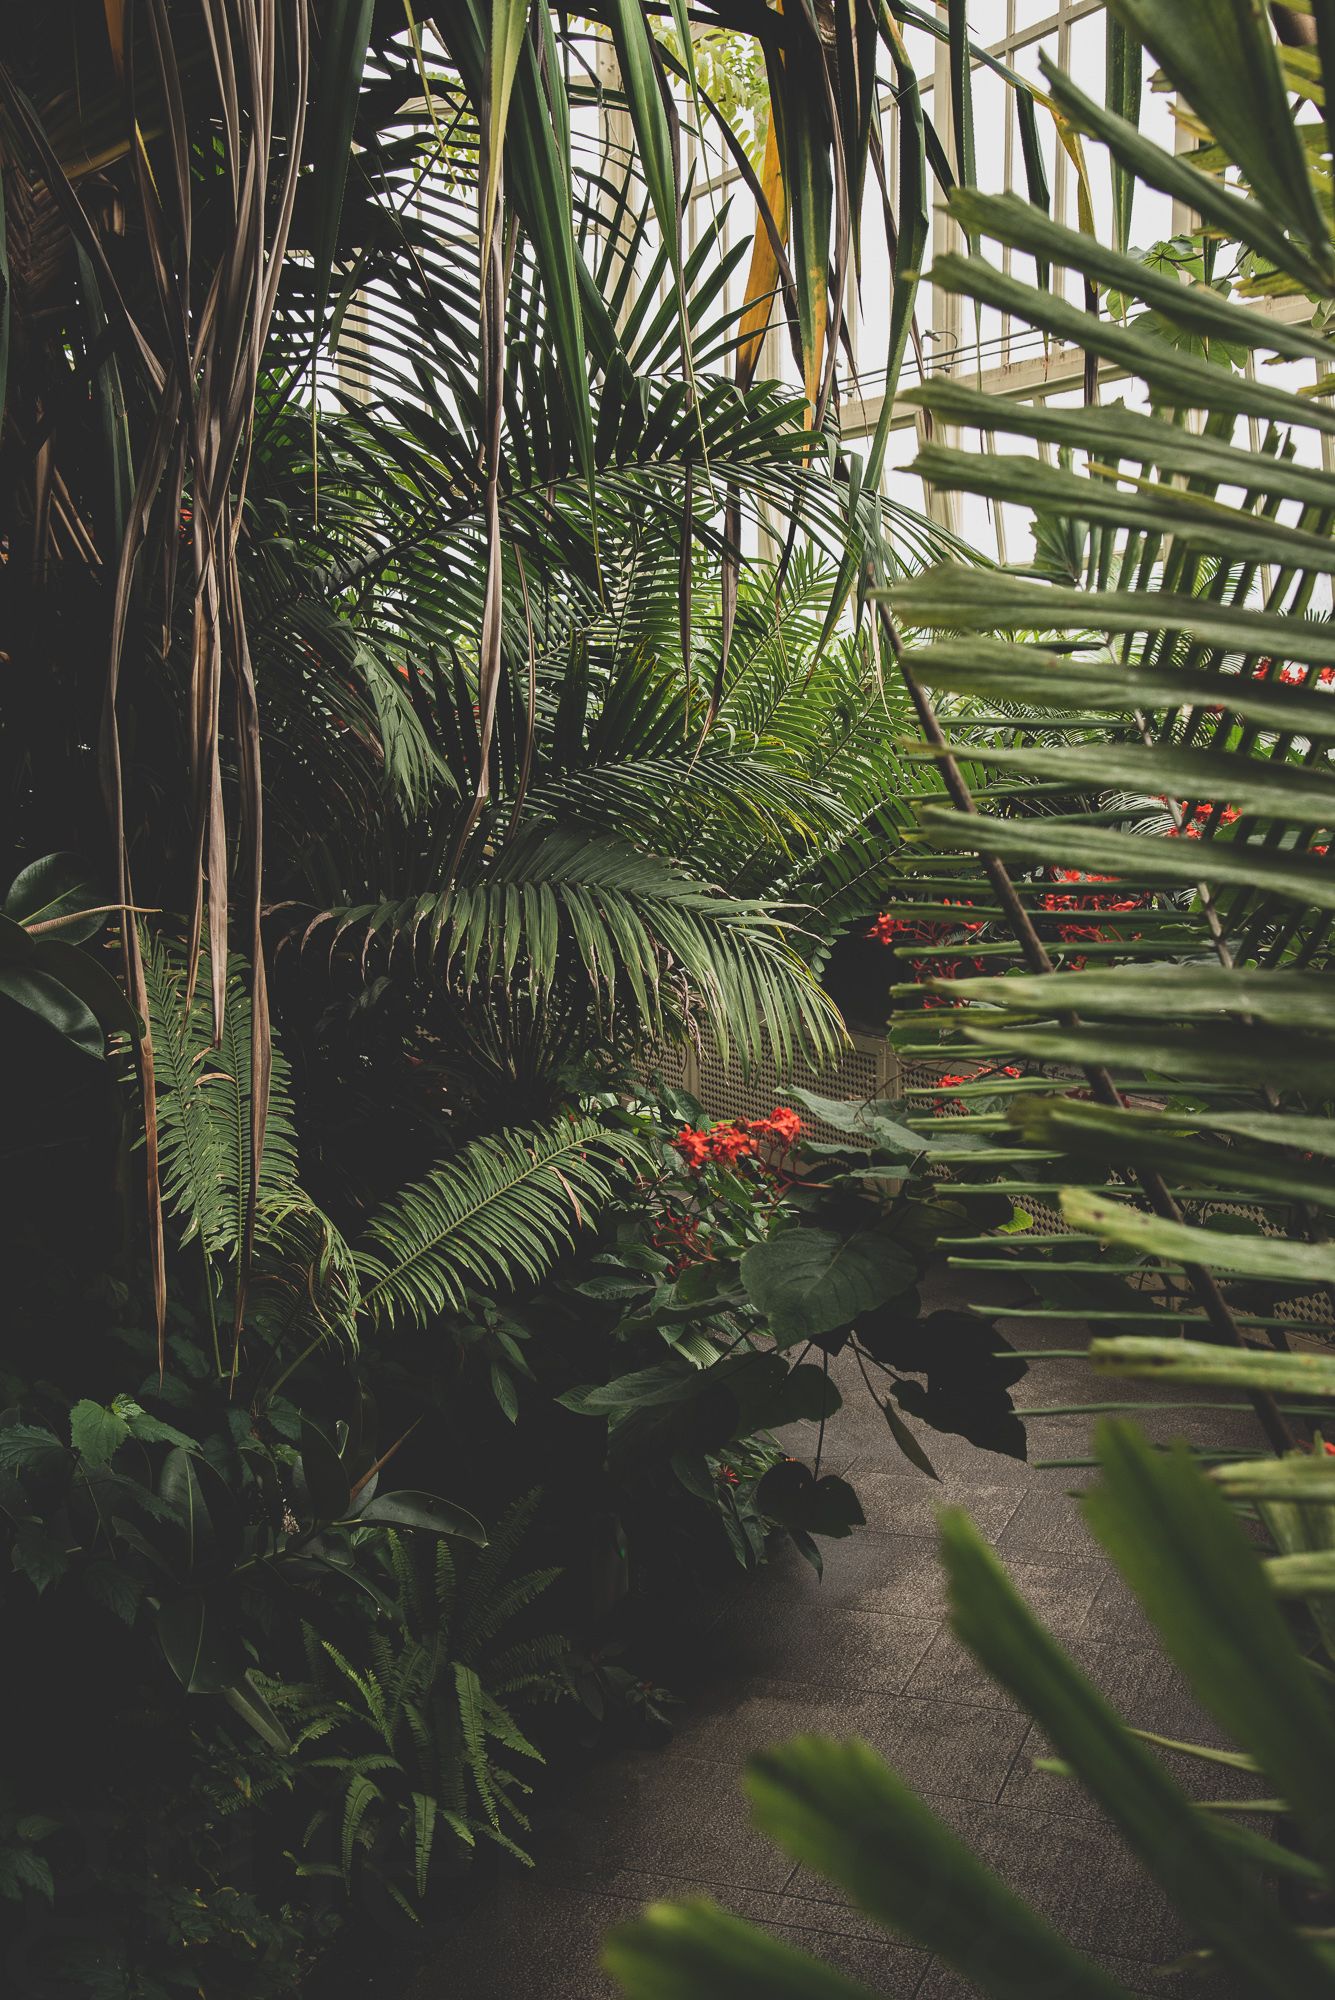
708 1124 757 1166
673 1127 711 1170
756 1106 802 1146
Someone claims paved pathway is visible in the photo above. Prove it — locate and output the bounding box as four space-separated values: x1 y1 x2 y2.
416 1267 1261 1998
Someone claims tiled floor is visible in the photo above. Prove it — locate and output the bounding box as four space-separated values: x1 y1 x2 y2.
413 1268 1264 1998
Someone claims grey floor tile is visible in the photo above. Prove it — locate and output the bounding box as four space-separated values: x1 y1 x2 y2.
763 1921 927 1993
1079 1571 1159 1648
540 1748 795 1892
926 1794 1200 1964
999 1709 1265 1825
417 1879 642 1999
905 1626 1151 1719
842 1539 1111 1642
678 1687 1029 1805
850 1466 1028 1544
993 1476 1101 1560
916 1944 1253 1999
706 1599 939 1694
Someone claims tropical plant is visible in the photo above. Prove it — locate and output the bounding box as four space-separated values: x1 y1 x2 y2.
137 930 654 1377
870 0 1335 1425
280 1496 567 1911
2 0 1055 1329
0 0 1093 1989
0 854 136 1059
554 1084 1030 1572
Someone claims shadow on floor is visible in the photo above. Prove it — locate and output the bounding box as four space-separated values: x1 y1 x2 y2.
407 1265 1266 1999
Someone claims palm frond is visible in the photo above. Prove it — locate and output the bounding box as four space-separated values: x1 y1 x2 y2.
879 4 1335 1366
353 1116 649 1330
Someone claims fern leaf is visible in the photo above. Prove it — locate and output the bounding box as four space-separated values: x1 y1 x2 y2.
410 1791 436 1899
340 1774 382 1879
354 1120 648 1330
452 1661 496 1823
480 1690 543 1764
466 1567 562 1648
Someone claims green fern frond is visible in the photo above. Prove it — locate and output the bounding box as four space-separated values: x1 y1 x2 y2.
141 931 359 1345
454 1488 542 1644
140 933 300 1256
452 1662 496 1823
321 824 844 1074
340 1774 382 1880
410 1791 436 1900
466 1568 562 1649
353 1118 648 1331
479 1690 542 1764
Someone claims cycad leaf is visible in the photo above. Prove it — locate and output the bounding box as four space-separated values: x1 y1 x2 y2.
354 1118 646 1330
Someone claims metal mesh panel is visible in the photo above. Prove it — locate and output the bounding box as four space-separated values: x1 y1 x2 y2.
899 1058 1334 1347
694 1038 891 1146
641 1033 897 1145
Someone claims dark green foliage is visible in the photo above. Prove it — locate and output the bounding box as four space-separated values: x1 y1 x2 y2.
277 1501 567 1910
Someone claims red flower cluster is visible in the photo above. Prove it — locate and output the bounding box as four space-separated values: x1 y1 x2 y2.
867 913 917 945
1038 868 1150 955
931 1062 1022 1114
1164 800 1240 840
868 899 981 947
1252 660 1335 687
672 1107 803 1172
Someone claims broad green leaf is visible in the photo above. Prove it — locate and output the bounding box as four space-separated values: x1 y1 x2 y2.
744 1736 1130 1998
1265 1551 1335 1597
300 1419 352 1524
1087 1336 1335 1400
3 852 104 940
1104 10 1140 252
945 189 1333 365
790 1087 928 1159
1107 0 1333 267
1042 47 1328 287
355 1489 488 1542
605 1 681 288
0 964 104 1058
222 1672 293 1753
942 1021 1335 1093
605 1895 879 2000
482 0 532 250
740 1227 916 1342
1214 1456 1335 1500
928 250 1335 437
935 965 1335 1033
30 938 138 1036
941 1509 1333 1995
156 1593 244 1694
754 1462 864 1539
69 1399 130 1468
1083 1422 1335 1884
305 0 376 325
915 739 1335 829
919 810 1335 914
882 1399 939 1480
